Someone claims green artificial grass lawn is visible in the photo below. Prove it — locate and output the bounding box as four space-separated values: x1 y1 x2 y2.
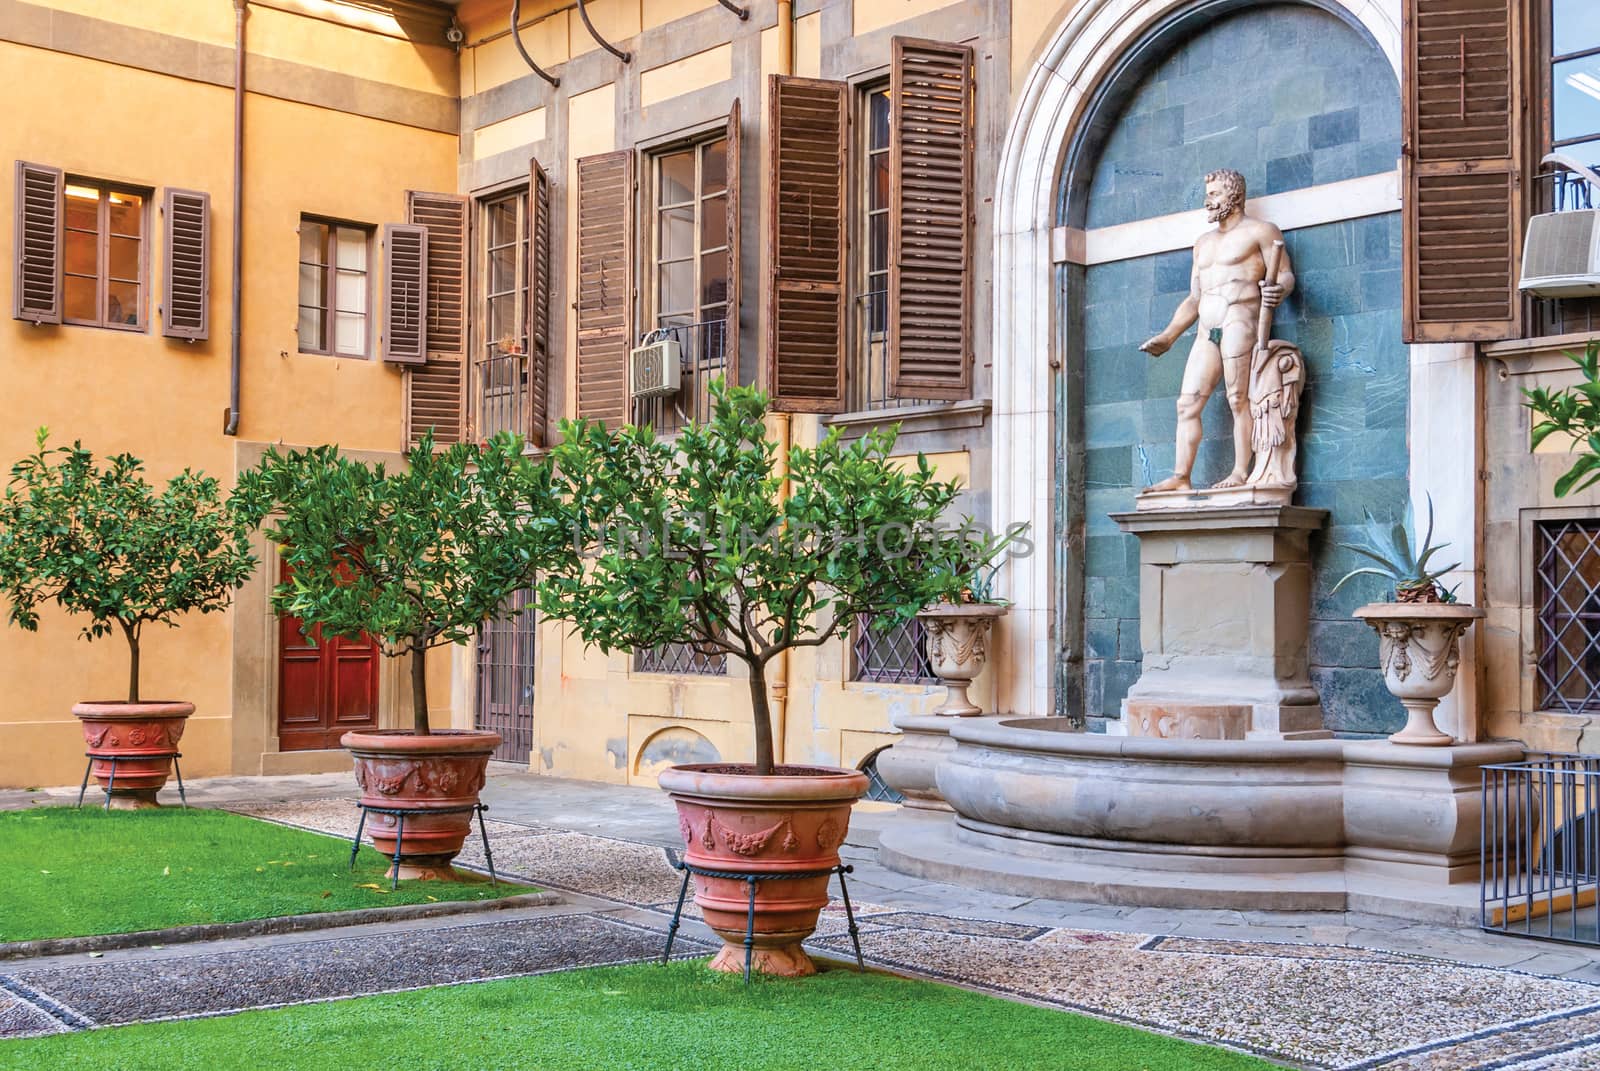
0 961 1274 1071
0 808 523 943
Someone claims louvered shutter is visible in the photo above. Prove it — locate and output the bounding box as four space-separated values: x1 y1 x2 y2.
765 76 847 413
575 150 633 428
382 223 427 364
162 189 209 340
13 161 63 324
889 38 974 399
1402 0 1523 342
724 99 742 382
527 159 552 448
404 191 468 446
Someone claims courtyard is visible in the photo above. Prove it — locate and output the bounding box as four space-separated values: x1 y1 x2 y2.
2 770 1599 1070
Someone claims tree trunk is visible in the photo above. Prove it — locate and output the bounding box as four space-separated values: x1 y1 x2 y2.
746 657 774 775
410 644 430 735
122 620 141 703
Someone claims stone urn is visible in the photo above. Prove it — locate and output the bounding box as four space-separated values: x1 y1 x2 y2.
72 700 194 808
916 602 1007 716
1354 603 1485 746
658 762 867 978
341 728 501 880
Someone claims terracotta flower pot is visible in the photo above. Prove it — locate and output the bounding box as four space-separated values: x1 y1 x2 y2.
916 602 1008 716
72 700 194 809
659 762 868 978
341 728 501 881
1354 603 1485 746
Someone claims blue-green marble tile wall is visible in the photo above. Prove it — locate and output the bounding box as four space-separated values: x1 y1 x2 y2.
1074 4 1409 735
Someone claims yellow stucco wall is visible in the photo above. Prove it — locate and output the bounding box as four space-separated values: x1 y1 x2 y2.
0 8 457 788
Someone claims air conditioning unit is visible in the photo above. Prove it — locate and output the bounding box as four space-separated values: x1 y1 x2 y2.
629 337 681 398
1521 209 1600 298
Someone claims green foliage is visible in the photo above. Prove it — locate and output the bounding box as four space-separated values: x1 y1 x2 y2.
537 380 1011 773
1330 493 1459 603
0 808 518 942
0 429 257 701
1525 339 1600 497
234 433 564 734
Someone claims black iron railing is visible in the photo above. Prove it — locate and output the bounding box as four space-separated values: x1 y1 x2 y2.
632 318 729 436
851 290 939 413
1529 167 1600 337
476 350 532 440
1482 754 1600 946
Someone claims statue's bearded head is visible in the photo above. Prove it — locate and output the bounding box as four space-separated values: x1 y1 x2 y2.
1203 169 1246 222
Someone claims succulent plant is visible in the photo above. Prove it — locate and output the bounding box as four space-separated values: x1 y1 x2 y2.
1524 339 1600 498
1330 494 1460 604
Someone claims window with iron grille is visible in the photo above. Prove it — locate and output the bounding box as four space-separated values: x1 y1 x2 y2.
297 217 371 357
635 642 728 676
64 179 148 330
476 586 536 763
853 613 938 685
859 746 905 803
1532 1 1600 336
1536 519 1600 714
637 135 732 435
475 187 531 439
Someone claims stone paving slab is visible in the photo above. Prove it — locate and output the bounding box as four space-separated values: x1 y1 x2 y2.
0 913 710 1037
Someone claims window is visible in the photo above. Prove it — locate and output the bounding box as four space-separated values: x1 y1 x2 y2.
297 218 371 357
1536 519 1600 713
1553 0 1600 160
63 180 146 330
476 587 537 763
639 135 731 433
853 614 938 685
476 188 531 439
636 642 728 676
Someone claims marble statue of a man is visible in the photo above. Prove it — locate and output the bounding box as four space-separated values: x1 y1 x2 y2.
1139 169 1295 493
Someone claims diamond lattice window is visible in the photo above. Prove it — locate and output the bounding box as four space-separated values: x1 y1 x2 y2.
853 615 938 685
635 642 727 676
1536 519 1600 713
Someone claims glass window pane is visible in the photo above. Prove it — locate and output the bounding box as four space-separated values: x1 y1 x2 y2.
869 89 891 152
488 246 518 294
298 306 324 351
334 312 365 355
488 292 517 349
488 197 519 246
299 221 327 264
336 269 365 316
700 138 727 195
107 191 142 237
1556 55 1600 145
659 260 694 316
298 262 326 313
64 228 97 276
1556 0 1600 56
700 194 727 252
700 249 728 306
335 227 367 272
106 280 139 326
659 206 695 261
64 187 99 232
869 213 888 279
871 151 890 213
64 275 96 321
109 235 140 282
658 151 695 205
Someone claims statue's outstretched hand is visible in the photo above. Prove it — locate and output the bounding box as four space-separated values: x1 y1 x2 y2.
1140 335 1171 357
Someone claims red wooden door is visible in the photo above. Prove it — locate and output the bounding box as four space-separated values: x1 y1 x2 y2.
277 562 380 751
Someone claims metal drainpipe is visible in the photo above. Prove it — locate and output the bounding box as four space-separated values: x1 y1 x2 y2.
224 0 247 436
770 0 794 765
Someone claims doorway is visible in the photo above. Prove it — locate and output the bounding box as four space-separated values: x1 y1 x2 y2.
476 587 536 763
276 562 381 751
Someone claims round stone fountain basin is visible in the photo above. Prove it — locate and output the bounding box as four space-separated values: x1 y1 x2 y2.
937 717 1346 864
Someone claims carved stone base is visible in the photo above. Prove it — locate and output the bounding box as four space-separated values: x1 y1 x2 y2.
1112 505 1329 739
1135 484 1292 512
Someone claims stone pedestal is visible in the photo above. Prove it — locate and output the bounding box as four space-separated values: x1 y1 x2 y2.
1111 505 1329 740
874 714 959 813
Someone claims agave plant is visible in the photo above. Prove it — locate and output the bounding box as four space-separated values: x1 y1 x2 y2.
1330 495 1459 604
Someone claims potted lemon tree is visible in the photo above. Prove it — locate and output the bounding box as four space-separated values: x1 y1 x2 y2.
0 430 256 806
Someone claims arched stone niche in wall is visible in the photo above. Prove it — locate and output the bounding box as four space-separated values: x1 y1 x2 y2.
1056 3 1408 736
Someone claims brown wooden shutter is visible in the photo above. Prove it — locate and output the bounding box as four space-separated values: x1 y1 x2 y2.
13 161 63 325
1402 0 1523 342
724 99 742 382
889 38 975 399
404 191 468 446
527 159 552 448
765 76 847 413
575 150 633 428
161 188 209 340
381 223 427 364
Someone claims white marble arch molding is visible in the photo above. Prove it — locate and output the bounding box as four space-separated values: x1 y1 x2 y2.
988 0 1406 720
